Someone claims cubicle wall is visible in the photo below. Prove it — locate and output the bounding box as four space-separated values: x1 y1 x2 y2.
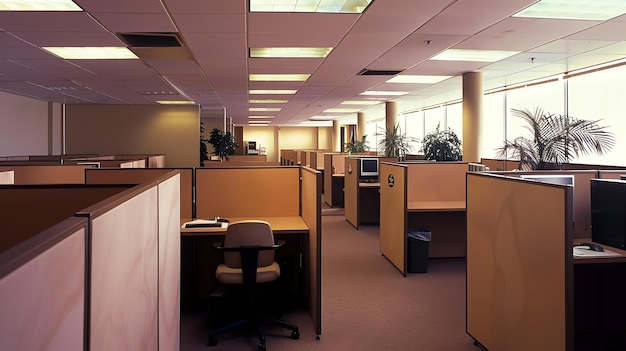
0 170 14 184
480 158 521 171
466 172 573 351
344 157 360 227
491 170 598 239
323 153 347 206
195 166 300 218
0 165 91 184
301 166 322 336
379 161 468 274
0 172 181 351
84 168 193 218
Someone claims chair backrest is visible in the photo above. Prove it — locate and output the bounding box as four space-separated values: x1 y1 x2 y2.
223 220 275 268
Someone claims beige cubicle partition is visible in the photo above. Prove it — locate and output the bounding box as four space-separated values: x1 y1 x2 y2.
84 167 194 218
301 166 322 336
466 172 573 351
344 157 360 227
491 170 597 240
379 162 408 274
597 169 626 179
0 172 181 351
480 158 521 171
195 166 300 218
379 161 468 275
0 170 14 184
323 153 347 207
0 165 91 184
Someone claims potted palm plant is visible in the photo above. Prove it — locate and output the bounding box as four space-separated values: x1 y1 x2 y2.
208 128 238 161
345 135 369 154
421 123 462 161
377 124 417 159
496 107 615 170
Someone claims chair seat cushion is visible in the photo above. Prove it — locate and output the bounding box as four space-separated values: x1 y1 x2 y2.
216 261 280 284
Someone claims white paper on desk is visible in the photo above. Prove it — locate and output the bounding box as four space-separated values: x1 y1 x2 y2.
181 219 228 229
573 247 622 258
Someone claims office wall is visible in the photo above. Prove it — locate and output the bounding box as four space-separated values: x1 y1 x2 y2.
0 91 57 157
65 104 199 168
243 126 332 163
243 126 279 162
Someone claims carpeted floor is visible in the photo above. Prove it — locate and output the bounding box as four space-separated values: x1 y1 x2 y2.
181 214 478 351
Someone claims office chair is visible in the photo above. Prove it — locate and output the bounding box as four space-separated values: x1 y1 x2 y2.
208 220 300 351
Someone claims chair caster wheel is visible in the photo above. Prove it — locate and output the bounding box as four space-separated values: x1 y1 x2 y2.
208 336 217 346
258 342 266 351
291 329 300 339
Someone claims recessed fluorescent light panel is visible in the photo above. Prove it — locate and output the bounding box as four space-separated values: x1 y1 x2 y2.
513 0 626 21
156 101 195 105
0 0 82 11
42 47 138 59
249 99 289 104
250 0 373 13
249 107 281 112
249 74 310 81
324 108 362 113
386 75 452 84
249 89 297 95
431 49 519 62
250 47 333 58
340 100 381 105
360 91 409 96
249 116 275 119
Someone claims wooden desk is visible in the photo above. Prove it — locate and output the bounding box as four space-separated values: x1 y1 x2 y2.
180 216 309 314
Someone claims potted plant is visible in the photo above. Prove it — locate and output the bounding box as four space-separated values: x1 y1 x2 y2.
208 128 238 161
496 107 615 170
345 135 369 154
377 124 417 159
200 121 209 166
421 123 462 161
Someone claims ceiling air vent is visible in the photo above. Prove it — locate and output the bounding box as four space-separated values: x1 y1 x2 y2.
118 32 183 48
358 68 403 76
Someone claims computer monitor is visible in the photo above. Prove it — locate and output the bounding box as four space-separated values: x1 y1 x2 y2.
591 178 626 250
360 158 379 178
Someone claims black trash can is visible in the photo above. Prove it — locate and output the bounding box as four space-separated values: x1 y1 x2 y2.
407 229 431 273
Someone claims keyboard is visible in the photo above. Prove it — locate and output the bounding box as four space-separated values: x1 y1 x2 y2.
185 222 222 228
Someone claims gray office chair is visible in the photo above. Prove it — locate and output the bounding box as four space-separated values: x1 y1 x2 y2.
208 220 299 351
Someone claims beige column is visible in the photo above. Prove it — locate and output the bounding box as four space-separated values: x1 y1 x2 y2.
332 120 341 152
462 71 482 162
357 112 366 141
385 101 398 132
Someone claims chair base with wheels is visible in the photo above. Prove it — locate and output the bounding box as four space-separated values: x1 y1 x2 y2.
208 220 300 350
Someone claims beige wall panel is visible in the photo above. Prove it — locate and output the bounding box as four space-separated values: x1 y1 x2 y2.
158 175 181 351
65 105 199 168
90 188 159 351
0 91 49 157
318 127 332 150
406 162 467 202
466 173 570 351
195 167 300 218
344 157 359 227
244 126 277 162
301 166 322 336
279 127 318 150
0 222 85 351
379 163 407 274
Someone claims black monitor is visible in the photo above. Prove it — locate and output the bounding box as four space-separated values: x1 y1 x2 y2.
360 158 379 178
591 178 626 250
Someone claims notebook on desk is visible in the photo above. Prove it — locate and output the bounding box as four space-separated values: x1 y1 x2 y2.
182 219 228 229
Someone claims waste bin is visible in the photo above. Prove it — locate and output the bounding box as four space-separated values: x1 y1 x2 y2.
407 229 431 273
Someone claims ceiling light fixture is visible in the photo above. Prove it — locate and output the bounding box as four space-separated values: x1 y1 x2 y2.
513 0 626 20
386 75 452 84
249 89 297 95
249 0 373 13
431 49 518 62
249 74 310 81
0 0 82 11
42 47 138 60
250 47 333 58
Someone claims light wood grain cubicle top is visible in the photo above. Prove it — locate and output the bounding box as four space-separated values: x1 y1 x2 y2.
466 172 573 351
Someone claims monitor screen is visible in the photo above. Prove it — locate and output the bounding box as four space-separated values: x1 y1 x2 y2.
591 179 626 249
360 158 379 178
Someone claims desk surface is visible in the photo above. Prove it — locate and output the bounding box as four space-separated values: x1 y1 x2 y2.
573 238 626 264
180 216 308 236
359 182 380 188
408 201 466 212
